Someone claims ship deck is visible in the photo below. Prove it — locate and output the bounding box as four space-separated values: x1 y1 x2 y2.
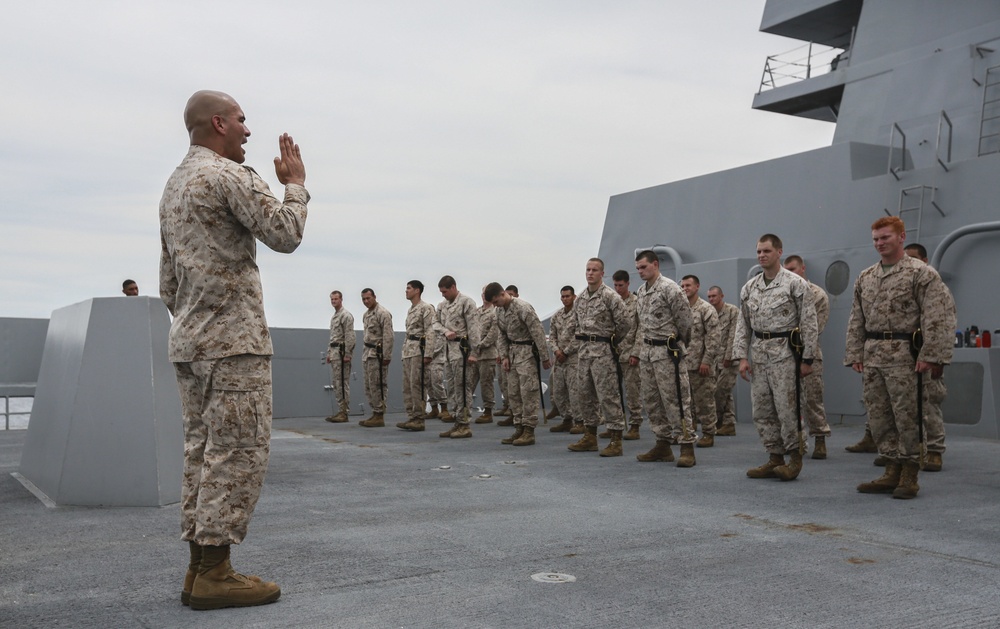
3 416 999 628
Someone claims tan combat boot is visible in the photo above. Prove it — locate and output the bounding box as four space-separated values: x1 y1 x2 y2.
360 413 384 427
812 436 827 460
396 418 425 431
922 451 943 472
182 541 202 605
188 545 280 611
696 434 714 448
676 443 696 467
598 427 612 439
599 430 623 457
773 450 803 481
716 424 736 436
568 425 598 452
426 404 440 419
439 404 454 422
857 460 902 493
497 415 515 426
747 454 785 478
892 460 920 499
568 422 584 435
502 425 524 445
623 424 641 440
513 425 536 446
475 408 494 424
496 405 512 417
439 425 457 438
550 418 573 432
325 410 348 423
845 427 877 453
545 406 560 420
636 440 674 462
449 424 472 439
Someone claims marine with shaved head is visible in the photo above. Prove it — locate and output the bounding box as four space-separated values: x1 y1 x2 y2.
160 90 309 610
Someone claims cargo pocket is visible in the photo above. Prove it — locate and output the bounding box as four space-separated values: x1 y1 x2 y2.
209 356 271 448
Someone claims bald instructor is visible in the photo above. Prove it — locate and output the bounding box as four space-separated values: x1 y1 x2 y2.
160 90 309 610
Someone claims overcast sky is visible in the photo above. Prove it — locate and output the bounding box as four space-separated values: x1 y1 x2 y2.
1 0 834 329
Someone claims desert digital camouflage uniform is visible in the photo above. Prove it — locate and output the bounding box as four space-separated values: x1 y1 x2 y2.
327 306 356 416
159 145 308 546
548 303 580 422
802 281 832 437
714 301 740 430
470 304 499 411
403 301 437 420
575 283 630 430
362 303 393 414
427 302 449 407
496 297 552 428
617 292 644 426
632 275 695 444
683 296 721 436
733 267 818 455
435 292 482 423
844 255 955 462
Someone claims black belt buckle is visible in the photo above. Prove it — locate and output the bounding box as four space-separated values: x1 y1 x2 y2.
881 331 894 340
587 334 598 342
759 331 773 340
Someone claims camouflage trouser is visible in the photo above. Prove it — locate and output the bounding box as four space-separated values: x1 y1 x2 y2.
864 365 923 462
550 359 578 421
749 357 801 455
446 357 473 423
428 356 447 405
175 354 271 546
622 359 644 425
925 375 946 453
329 359 350 415
469 359 496 410
577 349 626 430
363 358 387 414
688 370 718 435
714 364 738 428
402 356 427 419
640 358 695 444
508 348 542 427
802 358 831 437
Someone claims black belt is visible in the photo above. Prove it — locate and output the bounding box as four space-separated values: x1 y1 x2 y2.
576 334 613 343
865 331 916 341
364 342 379 349
407 335 423 341
511 340 534 346
753 329 793 340
643 338 671 347
329 342 344 348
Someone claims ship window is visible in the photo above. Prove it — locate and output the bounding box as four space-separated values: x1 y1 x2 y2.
825 260 850 295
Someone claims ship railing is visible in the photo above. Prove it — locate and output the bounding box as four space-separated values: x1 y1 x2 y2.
758 41 849 93
1 385 34 430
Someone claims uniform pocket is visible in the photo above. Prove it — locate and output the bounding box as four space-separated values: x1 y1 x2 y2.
209 356 271 448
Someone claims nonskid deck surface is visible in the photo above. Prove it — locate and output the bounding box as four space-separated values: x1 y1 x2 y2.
3 416 999 628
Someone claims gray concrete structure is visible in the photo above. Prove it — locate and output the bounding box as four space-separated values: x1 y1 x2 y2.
17 297 182 507
0 317 47 429
601 0 1000 432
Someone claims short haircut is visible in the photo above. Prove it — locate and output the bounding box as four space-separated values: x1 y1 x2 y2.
330 290 343 298
484 282 505 301
122 279 136 290
407 280 424 294
784 254 804 266
681 274 700 285
587 258 605 271
871 216 904 234
438 275 456 289
904 243 928 259
708 285 723 294
361 288 375 297
560 285 575 295
758 233 783 249
635 250 658 264
505 284 519 293
612 270 630 283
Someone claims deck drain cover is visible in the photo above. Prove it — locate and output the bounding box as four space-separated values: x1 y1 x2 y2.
437 465 451 470
531 572 576 583
477 473 492 479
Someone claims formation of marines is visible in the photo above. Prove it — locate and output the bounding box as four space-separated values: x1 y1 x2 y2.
323 218 956 503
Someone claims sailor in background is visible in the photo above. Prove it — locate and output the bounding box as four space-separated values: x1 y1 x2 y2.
680 274 721 449
707 286 739 436
359 288 393 427
324 290 355 423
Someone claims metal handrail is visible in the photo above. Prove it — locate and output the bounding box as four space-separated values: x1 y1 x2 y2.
929 221 1000 271
758 40 849 93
